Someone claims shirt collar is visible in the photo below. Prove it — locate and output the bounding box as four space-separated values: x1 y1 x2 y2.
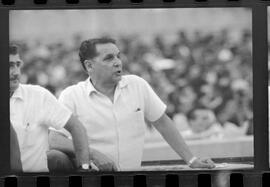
118 76 128 89
11 84 23 100
85 76 128 95
86 77 98 95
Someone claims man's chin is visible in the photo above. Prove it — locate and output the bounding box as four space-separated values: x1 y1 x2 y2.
10 82 19 93
114 75 122 83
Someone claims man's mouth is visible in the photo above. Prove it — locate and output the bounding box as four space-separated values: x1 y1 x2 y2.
10 78 19 82
10 75 19 81
115 70 122 75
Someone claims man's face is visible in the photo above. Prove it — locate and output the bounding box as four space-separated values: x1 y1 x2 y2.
9 54 23 93
189 109 216 133
89 43 122 85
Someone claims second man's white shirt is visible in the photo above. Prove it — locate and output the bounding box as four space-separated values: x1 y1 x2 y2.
10 84 72 172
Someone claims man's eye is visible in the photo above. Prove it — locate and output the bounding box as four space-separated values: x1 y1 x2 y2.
9 62 15 67
10 61 22 68
16 61 22 67
104 54 117 61
106 56 113 61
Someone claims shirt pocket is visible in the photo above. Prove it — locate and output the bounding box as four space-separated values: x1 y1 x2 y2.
133 110 144 124
127 110 146 135
21 122 41 149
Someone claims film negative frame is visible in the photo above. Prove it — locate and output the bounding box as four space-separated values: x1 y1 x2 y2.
0 0 270 186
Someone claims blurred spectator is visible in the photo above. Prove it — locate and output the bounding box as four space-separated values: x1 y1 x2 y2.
217 79 253 128
181 106 250 140
182 107 223 140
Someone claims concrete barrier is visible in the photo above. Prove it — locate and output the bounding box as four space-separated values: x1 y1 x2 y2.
142 132 253 161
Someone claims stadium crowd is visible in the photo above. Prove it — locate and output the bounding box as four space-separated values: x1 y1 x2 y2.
15 29 253 137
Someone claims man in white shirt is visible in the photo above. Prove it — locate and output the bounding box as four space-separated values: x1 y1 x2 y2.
51 38 215 171
9 44 91 172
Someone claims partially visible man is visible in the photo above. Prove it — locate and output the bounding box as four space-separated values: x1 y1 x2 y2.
9 44 91 172
51 38 215 171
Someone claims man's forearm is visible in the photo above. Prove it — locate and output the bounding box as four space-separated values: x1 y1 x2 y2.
49 130 104 160
49 130 75 158
153 114 194 163
64 116 90 166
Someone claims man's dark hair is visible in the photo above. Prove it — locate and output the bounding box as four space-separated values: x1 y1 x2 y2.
79 37 116 70
10 44 19 55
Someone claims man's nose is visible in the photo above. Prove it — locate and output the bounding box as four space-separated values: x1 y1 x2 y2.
113 58 122 67
12 66 20 76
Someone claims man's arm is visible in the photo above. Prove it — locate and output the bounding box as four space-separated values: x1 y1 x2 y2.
64 115 91 168
10 124 22 172
152 113 215 168
49 130 75 158
49 128 118 171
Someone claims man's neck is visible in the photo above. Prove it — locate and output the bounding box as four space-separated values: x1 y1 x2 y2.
10 86 19 98
10 91 14 98
90 78 117 100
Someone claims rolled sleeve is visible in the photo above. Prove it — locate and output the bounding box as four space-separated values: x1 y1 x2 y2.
140 78 167 122
42 89 72 130
58 88 77 114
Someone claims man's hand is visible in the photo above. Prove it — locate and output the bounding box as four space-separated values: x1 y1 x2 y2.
189 158 216 169
90 149 118 171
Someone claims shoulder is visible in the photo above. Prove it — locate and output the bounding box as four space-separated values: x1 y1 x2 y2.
20 84 50 96
60 81 85 97
20 84 57 103
122 74 148 86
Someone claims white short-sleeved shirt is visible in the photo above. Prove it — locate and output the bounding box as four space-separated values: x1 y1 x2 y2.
10 84 72 172
58 75 166 170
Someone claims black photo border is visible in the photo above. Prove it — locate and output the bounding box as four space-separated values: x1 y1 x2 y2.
0 0 269 186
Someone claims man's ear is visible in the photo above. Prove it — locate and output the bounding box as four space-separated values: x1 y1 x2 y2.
84 59 93 71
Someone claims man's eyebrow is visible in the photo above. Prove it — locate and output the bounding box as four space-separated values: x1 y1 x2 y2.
9 60 22 65
9 61 17 64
